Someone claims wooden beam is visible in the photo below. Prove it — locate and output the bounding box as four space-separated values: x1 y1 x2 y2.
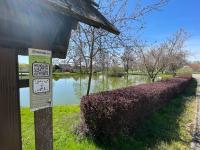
19 79 29 88
0 48 22 150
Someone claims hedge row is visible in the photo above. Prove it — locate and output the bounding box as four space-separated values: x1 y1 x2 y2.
80 77 192 141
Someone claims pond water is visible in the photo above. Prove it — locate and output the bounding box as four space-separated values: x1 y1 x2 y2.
20 74 149 107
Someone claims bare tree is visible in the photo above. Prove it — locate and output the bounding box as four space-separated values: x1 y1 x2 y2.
69 0 169 95
121 48 136 75
137 29 189 82
69 26 89 73
137 43 168 82
167 50 187 76
165 29 189 76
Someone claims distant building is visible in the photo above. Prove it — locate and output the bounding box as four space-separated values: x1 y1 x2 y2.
58 64 73 72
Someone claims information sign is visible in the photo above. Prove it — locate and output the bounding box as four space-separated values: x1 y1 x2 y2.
29 48 52 111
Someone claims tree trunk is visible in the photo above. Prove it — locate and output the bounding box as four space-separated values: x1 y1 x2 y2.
106 63 109 75
126 74 129 86
86 29 95 95
86 57 93 96
172 70 176 77
151 73 159 82
79 75 82 96
126 63 129 76
79 60 82 73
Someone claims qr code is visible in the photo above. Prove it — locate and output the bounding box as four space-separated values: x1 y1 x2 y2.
33 63 50 77
33 79 50 94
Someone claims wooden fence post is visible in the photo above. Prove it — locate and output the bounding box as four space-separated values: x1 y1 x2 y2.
0 48 22 150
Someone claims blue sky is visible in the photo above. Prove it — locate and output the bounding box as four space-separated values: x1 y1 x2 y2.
19 0 200 63
128 0 200 61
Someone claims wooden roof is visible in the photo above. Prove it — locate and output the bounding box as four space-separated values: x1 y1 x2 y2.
40 0 120 35
0 0 119 58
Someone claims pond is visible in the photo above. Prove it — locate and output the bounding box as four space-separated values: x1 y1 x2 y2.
20 74 149 107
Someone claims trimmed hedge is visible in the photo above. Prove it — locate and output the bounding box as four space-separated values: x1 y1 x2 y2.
80 77 192 141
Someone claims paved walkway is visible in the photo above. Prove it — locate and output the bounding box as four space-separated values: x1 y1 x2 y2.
191 74 200 150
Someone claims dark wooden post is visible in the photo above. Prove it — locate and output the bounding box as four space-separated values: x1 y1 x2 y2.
34 108 53 150
0 48 22 150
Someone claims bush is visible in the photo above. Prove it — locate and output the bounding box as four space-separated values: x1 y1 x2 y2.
176 66 193 77
108 65 125 77
80 77 192 142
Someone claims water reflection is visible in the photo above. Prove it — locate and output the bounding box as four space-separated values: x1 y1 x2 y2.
20 74 148 107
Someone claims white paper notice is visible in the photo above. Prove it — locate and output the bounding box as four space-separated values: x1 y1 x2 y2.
33 79 50 94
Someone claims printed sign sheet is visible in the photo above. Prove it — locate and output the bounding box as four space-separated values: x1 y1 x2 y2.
29 48 52 111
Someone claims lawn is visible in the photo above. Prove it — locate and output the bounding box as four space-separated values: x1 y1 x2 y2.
159 73 173 79
21 79 197 150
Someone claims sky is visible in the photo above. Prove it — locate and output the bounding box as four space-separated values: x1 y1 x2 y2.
127 0 200 61
19 0 200 63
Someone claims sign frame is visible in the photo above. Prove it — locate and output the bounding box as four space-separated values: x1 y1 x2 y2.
29 48 53 112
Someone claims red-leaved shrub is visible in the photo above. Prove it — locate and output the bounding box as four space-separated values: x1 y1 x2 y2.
80 77 192 141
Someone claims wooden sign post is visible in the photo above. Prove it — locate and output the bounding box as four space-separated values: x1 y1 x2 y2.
29 48 53 150
34 108 53 150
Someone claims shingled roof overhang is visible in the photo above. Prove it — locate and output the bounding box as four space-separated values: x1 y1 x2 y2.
40 0 120 35
0 0 120 58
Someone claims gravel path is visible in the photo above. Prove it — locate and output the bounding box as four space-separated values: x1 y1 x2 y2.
191 74 200 150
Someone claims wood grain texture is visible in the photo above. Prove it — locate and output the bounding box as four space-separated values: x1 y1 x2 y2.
0 48 22 150
0 0 76 58
34 108 53 150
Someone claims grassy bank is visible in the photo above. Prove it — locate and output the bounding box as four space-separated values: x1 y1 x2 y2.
19 72 173 81
21 106 99 150
21 79 197 150
105 79 197 150
159 73 173 79
53 72 81 76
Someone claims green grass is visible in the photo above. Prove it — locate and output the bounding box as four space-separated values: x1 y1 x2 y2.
53 72 77 75
21 106 100 150
21 79 197 150
19 75 29 80
19 72 87 80
192 72 200 74
159 74 173 79
128 71 147 76
103 79 197 150
53 72 90 79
